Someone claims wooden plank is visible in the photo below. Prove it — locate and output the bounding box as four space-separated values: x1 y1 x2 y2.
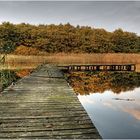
0 64 101 139
0 129 99 139
0 115 90 122
0 118 92 125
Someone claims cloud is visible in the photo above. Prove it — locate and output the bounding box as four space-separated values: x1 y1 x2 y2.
0 1 139 35
124 108 140 120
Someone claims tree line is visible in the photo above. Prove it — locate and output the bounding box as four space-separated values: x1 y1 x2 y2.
0 22 140 54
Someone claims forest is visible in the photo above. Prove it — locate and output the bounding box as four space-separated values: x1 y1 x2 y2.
0 22 140 55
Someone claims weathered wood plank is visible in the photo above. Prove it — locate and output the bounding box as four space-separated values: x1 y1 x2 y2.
0 129 99 139
0 118 92 126
0 64 101 139
0 116 91 123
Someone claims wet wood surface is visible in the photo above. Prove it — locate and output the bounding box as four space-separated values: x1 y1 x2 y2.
0 64 101 139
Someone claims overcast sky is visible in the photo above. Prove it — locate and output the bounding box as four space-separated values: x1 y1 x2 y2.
0 1 140 35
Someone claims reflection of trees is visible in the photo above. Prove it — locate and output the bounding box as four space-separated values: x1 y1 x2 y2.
66 72 140 95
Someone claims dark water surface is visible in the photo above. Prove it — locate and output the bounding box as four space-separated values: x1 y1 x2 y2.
78 88 140 139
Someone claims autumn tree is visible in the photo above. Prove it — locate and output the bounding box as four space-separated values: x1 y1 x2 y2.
0 22 139 54
0 22 20 53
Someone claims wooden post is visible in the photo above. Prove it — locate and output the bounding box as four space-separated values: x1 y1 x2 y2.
122 65 125 71
68 66 71 71
96 66 100 71
118 65 121 71
69 66 75 71
126 65 131 71
91 66 95 71
67 66 69 71
103 66 107 71
132 64 136 71
110 65 114 71
85 66 89 71
77 66 81 71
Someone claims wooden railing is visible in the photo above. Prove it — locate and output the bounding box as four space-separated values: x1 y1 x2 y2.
59 64 136 72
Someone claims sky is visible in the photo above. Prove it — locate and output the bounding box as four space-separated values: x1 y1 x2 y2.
0 1 140 35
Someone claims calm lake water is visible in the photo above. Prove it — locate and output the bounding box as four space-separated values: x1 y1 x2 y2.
78 88 140 139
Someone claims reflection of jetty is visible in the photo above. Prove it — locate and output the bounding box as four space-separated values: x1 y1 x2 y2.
0 64 101 139
59 64 136 72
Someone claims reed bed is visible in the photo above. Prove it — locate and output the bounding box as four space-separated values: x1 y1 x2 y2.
1 53 140 71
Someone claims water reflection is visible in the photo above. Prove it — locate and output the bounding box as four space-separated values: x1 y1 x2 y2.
66 71 140 95
78 89 140 139
66 71 140 138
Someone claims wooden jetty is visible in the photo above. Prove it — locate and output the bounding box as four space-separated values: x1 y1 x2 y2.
59 64 136 72
0 64 101 139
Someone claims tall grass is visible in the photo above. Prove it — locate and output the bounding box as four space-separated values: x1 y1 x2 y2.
1 53 140 91
1 53 140 71
0 55 20 91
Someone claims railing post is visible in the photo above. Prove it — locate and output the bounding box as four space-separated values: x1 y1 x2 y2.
96 66 100 71
126 65 131 71
85 66 89 71
77 66 81 71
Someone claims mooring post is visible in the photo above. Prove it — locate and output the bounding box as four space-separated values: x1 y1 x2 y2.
103 66 107 71
110 65 113 71
132 64 136 71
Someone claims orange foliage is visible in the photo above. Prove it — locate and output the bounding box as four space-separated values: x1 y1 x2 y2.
16 69 33 78
65 72 135 95
13 45 45 55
